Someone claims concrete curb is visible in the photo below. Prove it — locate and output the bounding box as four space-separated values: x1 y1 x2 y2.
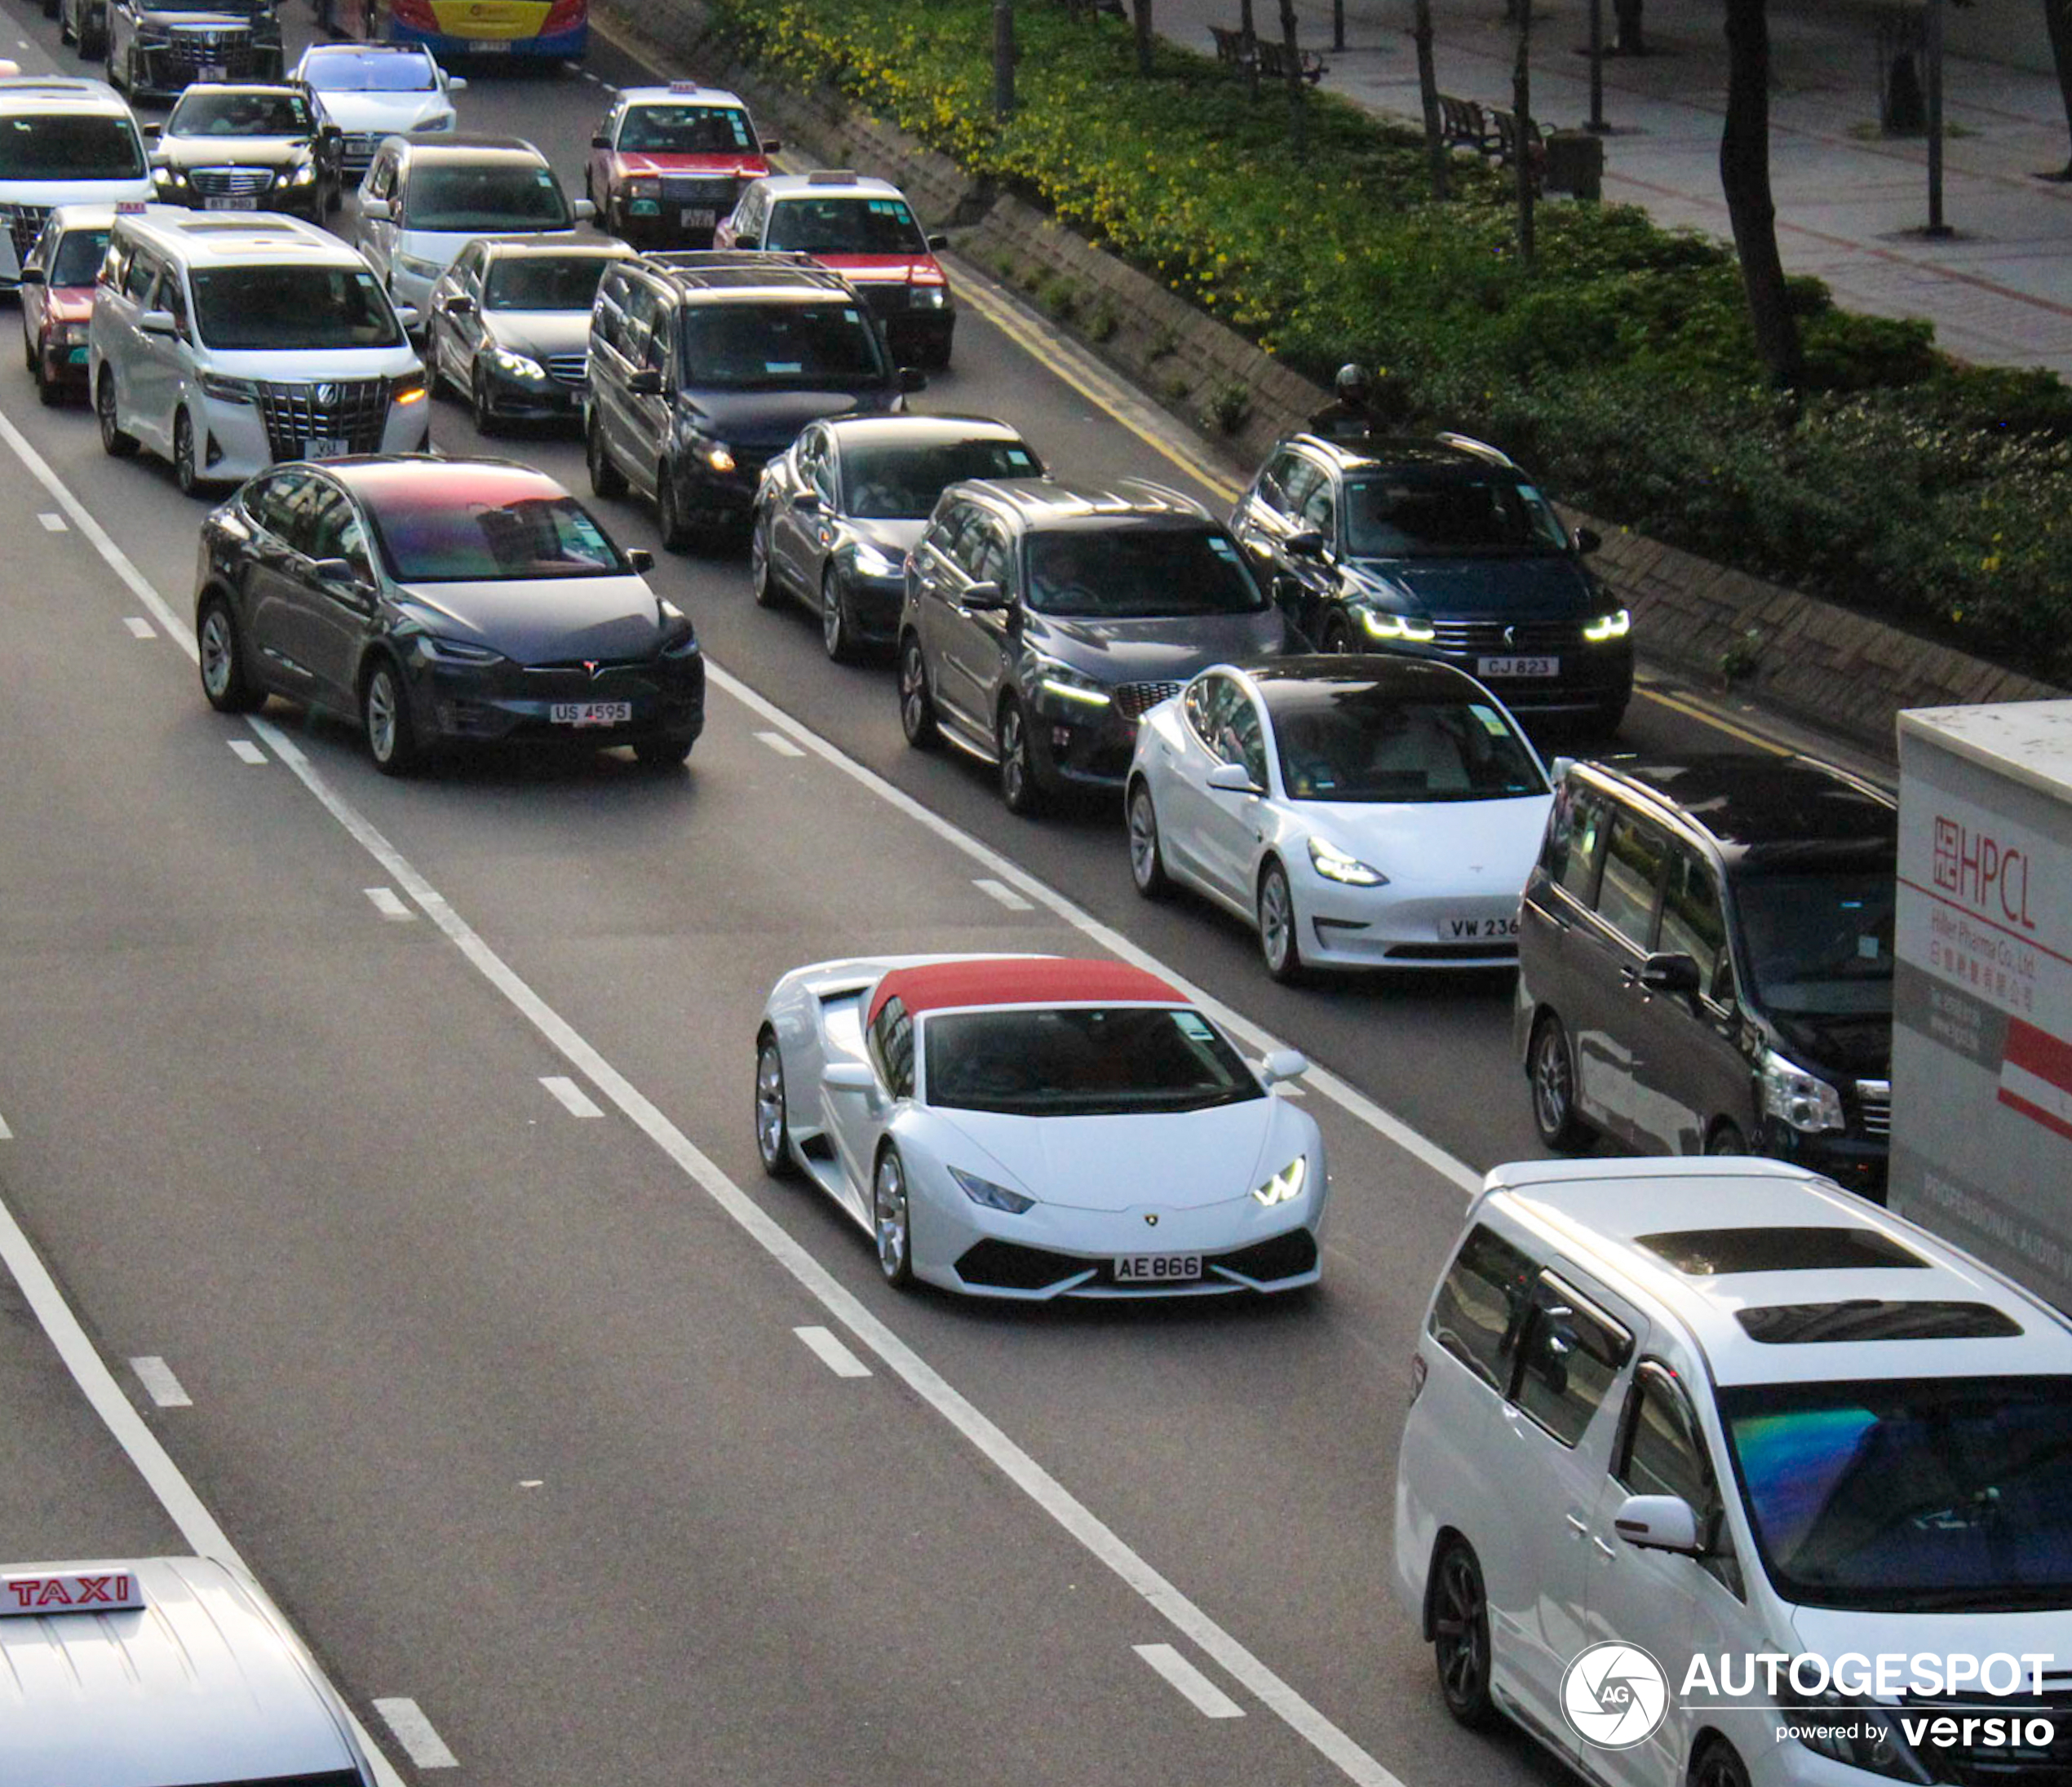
594 0 2065 757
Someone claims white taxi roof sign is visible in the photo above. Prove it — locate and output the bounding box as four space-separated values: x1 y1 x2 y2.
116 201 148 214
669 80 702 94
2 1568 144 1615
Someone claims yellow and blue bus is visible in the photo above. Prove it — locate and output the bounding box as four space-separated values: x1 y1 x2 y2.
382 0 589 61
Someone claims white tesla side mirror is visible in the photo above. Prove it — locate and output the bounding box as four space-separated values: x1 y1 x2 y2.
1260 1048 1308 1085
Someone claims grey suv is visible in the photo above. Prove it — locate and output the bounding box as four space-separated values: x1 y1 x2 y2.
1516 753 1897 1200
897 476 1291 815
584 249 920 550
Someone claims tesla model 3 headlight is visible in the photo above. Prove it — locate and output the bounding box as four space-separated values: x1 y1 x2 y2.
1583 608 1631 643
1307 835 1388 886
1361 608 1437 644
850 541 900 579
1253 1157 1308 1206
489 347 547 382
1760 1049 1845 1133
949 1166 1035 1214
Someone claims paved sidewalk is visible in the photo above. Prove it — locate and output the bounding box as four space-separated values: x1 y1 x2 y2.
1153 0 2072 379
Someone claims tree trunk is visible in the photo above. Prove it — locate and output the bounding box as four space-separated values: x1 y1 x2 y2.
1240 0 1260 99
1720 0 1804 385
2043 0 2072 179
1415 0 1448 199
1612 0 1644 53
1132 0 1153 75
1512 1 1534 261
993 0 1015 120
1279 0 1306 155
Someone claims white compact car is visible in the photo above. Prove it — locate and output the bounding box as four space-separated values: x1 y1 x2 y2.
0 77 153 288
91 208 427 493
1127 656 1553 980
290 41 462 179
0 1557 381 1785
1397 1156 2072 1787
755 953 1327 1297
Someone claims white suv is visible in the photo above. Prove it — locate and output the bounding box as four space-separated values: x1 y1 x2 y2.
1397 1156 2072 1787
0 77 152 288
90 209 427 494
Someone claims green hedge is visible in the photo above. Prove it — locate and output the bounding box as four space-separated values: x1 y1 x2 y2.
707 0 2072 682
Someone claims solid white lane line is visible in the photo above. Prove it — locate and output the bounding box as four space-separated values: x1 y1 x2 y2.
1136 1643 1246 1719
973 877 1034 912
124 617 156 639
794 1325 872 1378
540 1075 604 1118
706 665 1482 1197
129 1356 193 1409
372 1699 458 1769
228 739 267 765
38 511 67 532
5 356 1425 1787
364 887 413 921
755 728 806 758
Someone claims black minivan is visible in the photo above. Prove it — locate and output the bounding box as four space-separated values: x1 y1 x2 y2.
1514 754 1896 1199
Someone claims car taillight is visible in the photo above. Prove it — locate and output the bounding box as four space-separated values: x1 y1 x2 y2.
544 0 586 27
388 0 436 24
1409 1353 1428 1405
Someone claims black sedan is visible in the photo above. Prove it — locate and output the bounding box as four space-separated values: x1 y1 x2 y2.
193 457 705 774
749 413 1042 661
147 84 342 222
425 237 633 432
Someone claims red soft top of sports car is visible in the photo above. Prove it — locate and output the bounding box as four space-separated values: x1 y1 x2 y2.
612 151 769 179
869 958 1184 1024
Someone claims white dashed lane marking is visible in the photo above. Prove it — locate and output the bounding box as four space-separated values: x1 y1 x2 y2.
124 617 155 639
755 729 807 758
364 887 413 921
227 739 266 765
130 1356 192 1409
0 1112 11 1139
974 878 1034 911
372 1700 458 1769
1136 1643 1246 1718
540 1075 603 1118
38 512 67 532
794 1325 872 1378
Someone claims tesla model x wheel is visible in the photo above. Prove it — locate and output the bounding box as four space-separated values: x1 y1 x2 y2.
362 658 421 776
873 1146 914 1289
755 1031 795 1178
1431 1541 1498 1730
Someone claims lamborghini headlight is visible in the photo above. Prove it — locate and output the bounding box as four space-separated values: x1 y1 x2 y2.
950 1166 1035 1214
1253 1157 1308 1206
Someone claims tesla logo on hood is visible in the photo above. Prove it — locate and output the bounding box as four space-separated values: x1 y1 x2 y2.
1144 1213 1158 1227
583 660 601 678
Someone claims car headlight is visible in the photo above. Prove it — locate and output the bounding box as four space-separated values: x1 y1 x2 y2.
1361 608 1437 644
285 162 317 186
1035 662 1112 710
200 372 258 402
657 599 700 657
423 111 457 131
391 376 427 406
150 165 184 186
1794 1694 1929 1783
60 321 91 344
910 285 948 309
628 177 661 198
1583 608 1631 643
1760 1049 1845 1133
850 540 901 579
489 347 547 382
949 1165 1035 1214
418 634 503 665
394 253 445 281
1308 835 1388 886
702 442 736 472
1253 1157 1308 1206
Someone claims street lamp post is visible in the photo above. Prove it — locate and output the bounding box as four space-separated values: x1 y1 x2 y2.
1924 0 1950 233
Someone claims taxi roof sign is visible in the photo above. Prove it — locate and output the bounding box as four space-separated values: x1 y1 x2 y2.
2 1568 144 1615
116 201 148 214
669 80 702 94
806 170 859 185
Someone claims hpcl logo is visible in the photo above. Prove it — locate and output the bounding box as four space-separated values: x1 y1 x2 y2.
1562 1641 1671 1749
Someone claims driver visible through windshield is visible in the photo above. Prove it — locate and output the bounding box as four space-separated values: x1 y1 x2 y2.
1025 526 1266 619
924 1006 1263 1116
1343 469 1570 558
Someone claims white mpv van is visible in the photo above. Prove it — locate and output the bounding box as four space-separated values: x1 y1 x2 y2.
90 208 427 493
1397 1157 2072 1787
0 77 153 287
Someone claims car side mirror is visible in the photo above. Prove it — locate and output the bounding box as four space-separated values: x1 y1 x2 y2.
449 76 469 93
15 266 42 285
570 198 596 223
142 121 162 139
359 196 391 220
443 292 475 316
1637 952 1702 995
959 580 1011 613
393 302 422 333
626 367 663 396
821 1059 882 1112
1613 1493 1702 1555
1574 525 1602 555
139 308 178 337
591 132 610 149
1260 1048 1308 1085
309 556 358 584
1207 762 1262 794
1284 528 1326 558
760 137 781 155
790 489 821 512
926 232 949 250
1547 754 1575 783
626 547 655 573
899 366 928 393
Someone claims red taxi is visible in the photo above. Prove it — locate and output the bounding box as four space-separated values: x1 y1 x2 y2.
18 201 127 405
713 170 956 369
586 80 777 250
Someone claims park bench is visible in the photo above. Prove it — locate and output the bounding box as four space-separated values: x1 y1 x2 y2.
1209 24 1325 85
1437 93 1494 155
